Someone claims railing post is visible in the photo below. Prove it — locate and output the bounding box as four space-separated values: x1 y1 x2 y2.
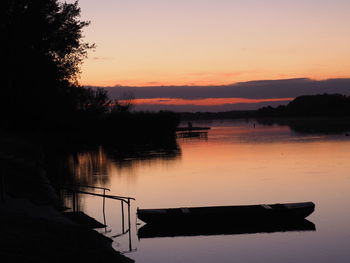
103 189 106 213
127 198 131 229
127 198 132 251
103 189 106 226
121 200 125 233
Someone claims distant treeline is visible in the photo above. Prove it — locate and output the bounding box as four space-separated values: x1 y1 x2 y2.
181 94 350 120
257 94 350 117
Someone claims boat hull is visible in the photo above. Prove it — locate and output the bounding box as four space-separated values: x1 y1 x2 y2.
137 202 315 225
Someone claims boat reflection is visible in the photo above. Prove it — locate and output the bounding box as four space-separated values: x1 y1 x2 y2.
138 219 316 238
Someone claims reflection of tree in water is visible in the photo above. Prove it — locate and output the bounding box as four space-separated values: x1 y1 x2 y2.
67 140 181 187
257 118 350 135
109 145 181 178
67 146 110 187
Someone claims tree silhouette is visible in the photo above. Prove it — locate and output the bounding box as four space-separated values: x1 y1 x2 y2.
257 94 350 117
1 0 94 129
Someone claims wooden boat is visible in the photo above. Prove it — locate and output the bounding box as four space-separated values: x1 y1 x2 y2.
137 202 315 225
138 219 316 238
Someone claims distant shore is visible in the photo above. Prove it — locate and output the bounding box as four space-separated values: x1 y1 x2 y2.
180 94 350 121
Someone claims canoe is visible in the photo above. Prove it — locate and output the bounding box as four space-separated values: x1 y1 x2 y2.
138 218 316 238
137 202 315 225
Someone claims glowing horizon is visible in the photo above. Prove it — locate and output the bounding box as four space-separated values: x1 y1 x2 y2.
130 97 293 106
81 75 350 88
83 75 350 88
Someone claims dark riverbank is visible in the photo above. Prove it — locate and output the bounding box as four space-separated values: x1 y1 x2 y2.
0 110 181 262
0 195 133 263
0 130 136 262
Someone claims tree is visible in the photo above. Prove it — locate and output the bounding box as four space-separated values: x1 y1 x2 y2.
0 0 94 129
79 87 112 115
110 91 135 114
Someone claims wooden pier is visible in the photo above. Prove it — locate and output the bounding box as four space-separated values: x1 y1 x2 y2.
176 131 208 139
176 124 210 139
176 126 210 132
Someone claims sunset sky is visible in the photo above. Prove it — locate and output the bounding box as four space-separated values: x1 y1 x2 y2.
69 0 350 111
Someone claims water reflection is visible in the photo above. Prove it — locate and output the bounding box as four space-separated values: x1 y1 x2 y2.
138 219 316 238
257 117 350 135
66 118 350 189
63 119 350 263
67 140 181 188
67 148 110 187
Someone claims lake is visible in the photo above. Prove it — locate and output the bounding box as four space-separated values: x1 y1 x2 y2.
67 119 350 263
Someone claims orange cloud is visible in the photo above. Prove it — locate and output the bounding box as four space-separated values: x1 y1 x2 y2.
131 97 293 106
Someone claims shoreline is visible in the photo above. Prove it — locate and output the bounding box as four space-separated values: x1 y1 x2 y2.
0 131 133 263
0 194 133 263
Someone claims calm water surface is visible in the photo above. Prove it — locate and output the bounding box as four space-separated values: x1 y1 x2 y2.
70 120 350 262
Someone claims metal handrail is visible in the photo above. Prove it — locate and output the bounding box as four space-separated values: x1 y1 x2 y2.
62 184 135 252
64 184 111 191
63 187 134 204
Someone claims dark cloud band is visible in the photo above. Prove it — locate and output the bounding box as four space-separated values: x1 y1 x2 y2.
86 78 350 100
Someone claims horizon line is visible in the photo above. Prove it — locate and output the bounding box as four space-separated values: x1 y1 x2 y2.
82 77 350 88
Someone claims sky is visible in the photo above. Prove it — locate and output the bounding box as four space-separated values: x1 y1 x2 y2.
68 0 350 111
